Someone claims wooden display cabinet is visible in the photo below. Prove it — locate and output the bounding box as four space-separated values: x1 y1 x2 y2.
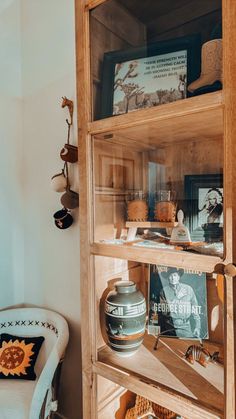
75 0 236 417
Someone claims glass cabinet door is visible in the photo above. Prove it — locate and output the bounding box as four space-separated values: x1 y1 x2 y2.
89 0 224 260
92 130 224 259
90 0 222 121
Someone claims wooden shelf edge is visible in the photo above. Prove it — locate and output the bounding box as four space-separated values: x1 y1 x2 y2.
89 92 223 135
85 0 107 10
126 221 177 228
91 242 222 272
93 361 223 419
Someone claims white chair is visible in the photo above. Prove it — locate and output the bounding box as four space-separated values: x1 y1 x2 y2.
0 307 69 419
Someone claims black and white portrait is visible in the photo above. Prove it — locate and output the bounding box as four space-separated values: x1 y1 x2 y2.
198 187 223 227
184 174 223 242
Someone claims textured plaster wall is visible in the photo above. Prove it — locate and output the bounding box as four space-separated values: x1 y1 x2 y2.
0 0 24 308
21 1 81 417
0 0 81 417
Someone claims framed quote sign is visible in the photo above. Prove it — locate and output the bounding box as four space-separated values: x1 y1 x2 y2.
101 34 200 118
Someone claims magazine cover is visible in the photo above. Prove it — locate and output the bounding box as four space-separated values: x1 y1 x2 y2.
148 265 208 339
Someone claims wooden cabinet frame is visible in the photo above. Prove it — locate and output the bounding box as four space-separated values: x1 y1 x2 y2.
75 0 236 417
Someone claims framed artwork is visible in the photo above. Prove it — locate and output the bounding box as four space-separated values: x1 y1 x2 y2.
184 174 223 242
101 34 200 118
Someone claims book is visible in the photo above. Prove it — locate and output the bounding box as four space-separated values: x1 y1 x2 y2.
148 265 208 339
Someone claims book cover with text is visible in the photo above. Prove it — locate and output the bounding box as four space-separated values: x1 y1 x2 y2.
148 265 208 339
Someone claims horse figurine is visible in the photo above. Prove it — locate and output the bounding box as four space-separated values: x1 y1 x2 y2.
61 96 74 125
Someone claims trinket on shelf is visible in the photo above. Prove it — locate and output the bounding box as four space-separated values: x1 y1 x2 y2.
170 210 191 245
125 394 182 419
104 280 146 357
154 190 176 222
185 344 221 367
188 39 222 93
126 191 148 222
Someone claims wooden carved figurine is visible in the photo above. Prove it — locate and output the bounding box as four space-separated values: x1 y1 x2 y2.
185 344 220 367
61 96 74 125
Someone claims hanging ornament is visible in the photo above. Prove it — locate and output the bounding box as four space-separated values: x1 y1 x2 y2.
53 208 73 230
51 165 67 192
60 97 78 163
61 188 79 209
51 96 78 230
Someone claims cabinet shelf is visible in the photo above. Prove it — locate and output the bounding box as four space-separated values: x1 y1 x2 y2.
89 92 223 149
126 221 177 228
97 335 223 419
91 242 222 273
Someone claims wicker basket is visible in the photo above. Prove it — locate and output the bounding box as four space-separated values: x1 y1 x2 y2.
127 199 148 222
154 201 176 222
152 402 177 419
125 395 181 419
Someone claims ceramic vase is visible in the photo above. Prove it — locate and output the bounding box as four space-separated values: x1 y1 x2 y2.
105 280 146 357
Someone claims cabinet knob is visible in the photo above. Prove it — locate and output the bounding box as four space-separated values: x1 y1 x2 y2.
224 263 236 277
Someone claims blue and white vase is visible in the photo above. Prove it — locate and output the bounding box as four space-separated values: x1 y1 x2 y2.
105 280 146 357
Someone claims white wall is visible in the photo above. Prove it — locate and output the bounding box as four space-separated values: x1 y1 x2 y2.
0 1 81 416
21 1 81 417
0 0 24 308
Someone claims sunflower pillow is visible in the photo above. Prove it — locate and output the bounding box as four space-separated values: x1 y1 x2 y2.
0 333 44 380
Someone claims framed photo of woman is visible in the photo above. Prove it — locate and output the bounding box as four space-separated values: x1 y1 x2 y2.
184 174 223 242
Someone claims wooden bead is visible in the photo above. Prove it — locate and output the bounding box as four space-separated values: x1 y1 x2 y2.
224 263 236 277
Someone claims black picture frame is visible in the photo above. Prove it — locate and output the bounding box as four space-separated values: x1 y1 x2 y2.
100 34 201 118
184 174 223 242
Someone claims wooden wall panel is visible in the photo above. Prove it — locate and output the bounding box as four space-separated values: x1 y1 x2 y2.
118 0 221 26
117 0 221 44
91 0 146 47
149 137 223 201
94 139 144 241
147 2 221 41
98 379 135 419
97 376 122 415
149 10 222 44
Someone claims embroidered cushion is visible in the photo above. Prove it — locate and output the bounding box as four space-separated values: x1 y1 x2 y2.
0 333 44 380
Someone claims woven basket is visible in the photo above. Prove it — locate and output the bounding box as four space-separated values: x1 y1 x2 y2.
125 407 138 419
152 401 177 419
127 200 148 222
154 201 176 222
125 395 180 419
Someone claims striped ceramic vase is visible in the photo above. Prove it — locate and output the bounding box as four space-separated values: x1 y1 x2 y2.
105 280 146 357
